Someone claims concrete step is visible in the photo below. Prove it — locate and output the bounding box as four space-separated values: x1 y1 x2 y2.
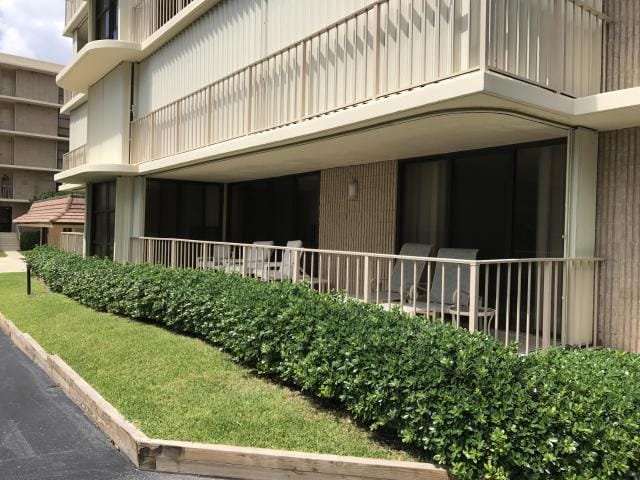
0 233 20 251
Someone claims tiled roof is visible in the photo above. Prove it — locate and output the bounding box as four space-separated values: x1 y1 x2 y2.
13 196 85 225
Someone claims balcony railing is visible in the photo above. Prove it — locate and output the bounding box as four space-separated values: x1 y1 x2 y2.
0 185 13 199
130 236 603 355
65 0 85 26
130 0 607 165
63 145 87 170
60 232 84 256
131 0 195 43
63 89 78 105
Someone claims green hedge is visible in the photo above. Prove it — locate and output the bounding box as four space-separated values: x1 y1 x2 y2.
19 231 40 251
25 246 640 480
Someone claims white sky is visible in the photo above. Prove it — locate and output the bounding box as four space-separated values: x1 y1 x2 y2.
0 0 72 66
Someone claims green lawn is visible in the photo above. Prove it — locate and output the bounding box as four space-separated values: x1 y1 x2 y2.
0 250 6 257
0 273 414 460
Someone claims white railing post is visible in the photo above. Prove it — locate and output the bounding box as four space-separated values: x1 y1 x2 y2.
241 246 247 277
170 240 177 268
542 261 553 350
362 255 371 303
468 262 479 333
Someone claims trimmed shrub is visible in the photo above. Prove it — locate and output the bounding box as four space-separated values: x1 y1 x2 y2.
25 246 640 480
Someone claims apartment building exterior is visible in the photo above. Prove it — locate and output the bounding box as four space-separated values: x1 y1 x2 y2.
57 0 640 353
0 53 69 233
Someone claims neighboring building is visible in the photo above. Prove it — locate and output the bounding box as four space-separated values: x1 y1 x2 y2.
0 53 70 234
56 1 640 352
13 194 85 247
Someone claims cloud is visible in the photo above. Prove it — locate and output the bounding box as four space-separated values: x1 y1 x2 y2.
0 0 72 65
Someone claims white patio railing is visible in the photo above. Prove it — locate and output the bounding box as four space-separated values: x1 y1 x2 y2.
60 232 84 256
63 145 87 170
130 0 606 165
130 236 603 355
131 0 195 43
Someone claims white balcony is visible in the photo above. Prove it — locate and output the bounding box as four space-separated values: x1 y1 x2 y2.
129 0 607 165
130 0 195 43
63 145 87 170
130 236 603 355
64 0 88 37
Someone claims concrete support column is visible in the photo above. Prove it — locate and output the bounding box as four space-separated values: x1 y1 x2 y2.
113 176 145 262
564 128 598 345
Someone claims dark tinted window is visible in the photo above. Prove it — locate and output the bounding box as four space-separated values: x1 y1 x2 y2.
227 172 320 248
95 0 118 40
145 179 223 241
90 180 116 258
400 140 567 259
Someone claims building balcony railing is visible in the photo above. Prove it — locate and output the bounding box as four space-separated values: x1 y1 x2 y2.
60 232 84 255
65 0 86 26
63 144 87 170
63 89 78 105
131 0 195 43
0 184 13 200
130 236 603 355
130 0 607 165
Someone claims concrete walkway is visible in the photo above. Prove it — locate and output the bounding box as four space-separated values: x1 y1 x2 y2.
0 251 26 273
0 330 200 480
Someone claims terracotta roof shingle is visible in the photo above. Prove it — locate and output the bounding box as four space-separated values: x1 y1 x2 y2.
13 196 85 225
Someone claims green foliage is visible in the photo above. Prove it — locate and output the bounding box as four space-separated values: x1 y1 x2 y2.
31 191 85 202
25 246 640 480
19 231 40 251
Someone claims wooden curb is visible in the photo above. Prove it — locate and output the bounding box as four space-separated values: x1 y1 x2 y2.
0 313 451 480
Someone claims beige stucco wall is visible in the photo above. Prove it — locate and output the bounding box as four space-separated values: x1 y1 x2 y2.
319 160 398 255
15 69 59 104
595 1 640 352
12 171 55 200
0 102 14 130
14 104 58 137
14 137 57 169
602 0 640 92
0 67 16 97
596 128 640 352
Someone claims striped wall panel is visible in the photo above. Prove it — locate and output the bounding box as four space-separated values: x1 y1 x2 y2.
596 128 640 352
595 2 640 351
319 160 398 255
602 0 640 92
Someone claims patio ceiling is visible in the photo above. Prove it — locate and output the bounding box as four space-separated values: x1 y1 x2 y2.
149 109 568 183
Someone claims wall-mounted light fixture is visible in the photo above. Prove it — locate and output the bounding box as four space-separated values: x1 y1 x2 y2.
348 178 358 201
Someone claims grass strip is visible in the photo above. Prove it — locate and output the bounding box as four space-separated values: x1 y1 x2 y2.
0 272 414 461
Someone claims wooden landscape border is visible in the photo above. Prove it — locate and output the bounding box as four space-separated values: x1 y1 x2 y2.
0 313 451 480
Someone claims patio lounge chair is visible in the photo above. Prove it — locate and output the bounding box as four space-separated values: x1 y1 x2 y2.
255 240 303 281
196 243 233 269
370 243 433 303
400 248 495 331
224 241 274 275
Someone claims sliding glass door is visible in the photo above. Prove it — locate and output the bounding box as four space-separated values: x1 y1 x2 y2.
400 140 567 259
227 172 320 248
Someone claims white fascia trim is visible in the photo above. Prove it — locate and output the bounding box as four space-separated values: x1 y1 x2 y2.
0 95 62 109
56 41 141 92
0 164 61 173
0 129 68 142
61 93 88 115
0 198 30 204
58 183 86 192
54 163 137 183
